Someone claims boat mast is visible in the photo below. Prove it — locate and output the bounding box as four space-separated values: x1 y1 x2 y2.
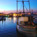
22 0 24 13
17 0 30 13
17 0 18 13
28 0 30 12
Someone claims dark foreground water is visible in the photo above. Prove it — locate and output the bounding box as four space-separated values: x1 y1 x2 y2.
0 17 17 37
0 17 36 37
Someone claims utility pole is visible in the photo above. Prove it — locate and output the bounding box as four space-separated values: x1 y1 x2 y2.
17 0 30 13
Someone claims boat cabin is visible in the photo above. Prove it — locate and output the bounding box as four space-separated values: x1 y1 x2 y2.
17 16 34 26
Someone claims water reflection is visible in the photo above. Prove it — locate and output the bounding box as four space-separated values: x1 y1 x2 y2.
0 17 36 37
0 17 17 37
13 17 17 23
6 17 12 22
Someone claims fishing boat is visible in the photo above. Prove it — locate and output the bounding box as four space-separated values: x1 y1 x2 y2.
16 16 36 37
16 0 36 37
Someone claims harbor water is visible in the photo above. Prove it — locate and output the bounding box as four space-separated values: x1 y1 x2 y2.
0 17 36 37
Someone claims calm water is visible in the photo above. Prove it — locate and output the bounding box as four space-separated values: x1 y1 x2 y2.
0 17 17 37
0 17 36 37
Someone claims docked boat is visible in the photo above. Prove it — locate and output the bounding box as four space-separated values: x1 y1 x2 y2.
0 16 6 21
16 0 36 37
16 16 35 37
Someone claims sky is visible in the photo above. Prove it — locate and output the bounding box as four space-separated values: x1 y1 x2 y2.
0 0 37 13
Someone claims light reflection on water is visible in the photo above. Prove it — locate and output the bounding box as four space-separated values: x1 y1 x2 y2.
0 17 17 37
13 17 17 23
0 17 36 30
0 17 36 37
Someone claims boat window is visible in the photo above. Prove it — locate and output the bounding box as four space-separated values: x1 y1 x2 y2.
19 17 28 22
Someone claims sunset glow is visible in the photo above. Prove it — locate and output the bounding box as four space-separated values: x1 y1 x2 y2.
0 0 37 14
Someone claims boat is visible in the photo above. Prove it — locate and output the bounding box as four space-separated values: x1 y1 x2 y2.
0 16 6 21
16 16 35 37
16 0 36 37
